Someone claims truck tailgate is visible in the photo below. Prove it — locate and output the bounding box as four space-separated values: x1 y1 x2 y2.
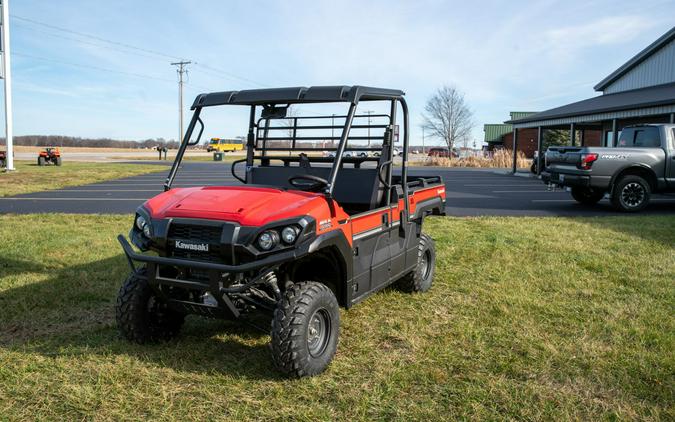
545 147 583 168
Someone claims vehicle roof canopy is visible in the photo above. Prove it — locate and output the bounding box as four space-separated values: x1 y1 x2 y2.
191 85 405 109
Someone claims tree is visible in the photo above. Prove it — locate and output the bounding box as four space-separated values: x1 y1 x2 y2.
543 129 570 148
421 86 474 155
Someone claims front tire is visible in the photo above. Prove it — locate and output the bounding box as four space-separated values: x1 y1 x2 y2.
38 156 45 166
571 186 604 205
271 281 340 378
611 175 651 212
116 268 185 343
398 233 436 293
55 157 62 166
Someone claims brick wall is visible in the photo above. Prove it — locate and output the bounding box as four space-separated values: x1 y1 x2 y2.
502 128 538 158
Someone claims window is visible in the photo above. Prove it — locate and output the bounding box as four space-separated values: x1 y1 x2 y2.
617 127 661 148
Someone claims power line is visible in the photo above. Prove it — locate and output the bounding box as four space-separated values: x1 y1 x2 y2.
192 62 268 88
11 14 181 61
12 20 170 63
11 14 275 89
12 51 176 83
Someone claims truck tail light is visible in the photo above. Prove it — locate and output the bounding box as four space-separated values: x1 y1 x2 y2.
579 153 598 170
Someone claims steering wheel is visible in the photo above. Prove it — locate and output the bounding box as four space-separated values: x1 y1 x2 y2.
288 174 329 192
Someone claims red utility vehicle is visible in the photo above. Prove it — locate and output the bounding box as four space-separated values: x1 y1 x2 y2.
37 147 62 166
116 86 446 377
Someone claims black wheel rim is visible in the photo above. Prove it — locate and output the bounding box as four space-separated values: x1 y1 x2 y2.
307 308 331 358
420 249 431 281
621 182 645 208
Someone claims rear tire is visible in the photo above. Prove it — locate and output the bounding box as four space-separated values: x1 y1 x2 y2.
38 156 45 166
271 281 340 378
397 233 436 293
116 268 185 344
611 175 651 212
571 187 604 205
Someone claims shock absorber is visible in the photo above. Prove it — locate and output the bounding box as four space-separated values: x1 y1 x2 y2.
261 271 282 301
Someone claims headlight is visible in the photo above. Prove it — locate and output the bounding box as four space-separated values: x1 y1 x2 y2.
135 215 147 231
281 226 299 244
135 214 152 238
257 230 279 250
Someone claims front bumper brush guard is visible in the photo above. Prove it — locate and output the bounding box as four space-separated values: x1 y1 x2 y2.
117 235 294 319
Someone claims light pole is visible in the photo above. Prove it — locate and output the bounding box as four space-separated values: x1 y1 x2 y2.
1 0 14 171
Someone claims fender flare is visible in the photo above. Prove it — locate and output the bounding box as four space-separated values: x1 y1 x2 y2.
412 197 445 220
610 164 657 191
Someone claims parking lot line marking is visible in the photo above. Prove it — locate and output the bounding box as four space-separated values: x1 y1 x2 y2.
0 197 148 201
493 190 552 193
531 199 576 202
463 184 541 187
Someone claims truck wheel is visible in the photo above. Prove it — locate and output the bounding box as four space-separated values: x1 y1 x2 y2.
571 187 604 205
116 268 185 343
611 175 651 212
38 156 45 166
397 233 436 293
271 281 340 378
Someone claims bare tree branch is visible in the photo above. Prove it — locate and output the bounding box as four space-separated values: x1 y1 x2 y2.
421 86 474 156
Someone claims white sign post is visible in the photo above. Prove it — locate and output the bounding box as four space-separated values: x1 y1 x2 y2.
0 0 14 171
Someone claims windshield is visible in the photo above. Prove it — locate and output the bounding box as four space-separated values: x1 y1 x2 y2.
617 127 661 148
209 139 219 145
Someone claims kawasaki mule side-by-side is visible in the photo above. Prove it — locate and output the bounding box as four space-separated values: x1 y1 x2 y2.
116 85 446 377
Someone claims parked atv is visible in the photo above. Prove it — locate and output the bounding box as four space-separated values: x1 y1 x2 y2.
0 150 6 168
37 147 62 166
116 85 446 377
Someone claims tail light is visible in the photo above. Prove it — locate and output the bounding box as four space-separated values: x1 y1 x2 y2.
579 153 598 170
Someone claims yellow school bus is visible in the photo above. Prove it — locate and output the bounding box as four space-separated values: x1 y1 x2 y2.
206 138 244 152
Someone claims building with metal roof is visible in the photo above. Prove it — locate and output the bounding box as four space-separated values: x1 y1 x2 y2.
483 112 538 157
506 26 675 173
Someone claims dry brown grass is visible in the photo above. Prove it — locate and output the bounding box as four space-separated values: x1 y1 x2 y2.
419 149 530 168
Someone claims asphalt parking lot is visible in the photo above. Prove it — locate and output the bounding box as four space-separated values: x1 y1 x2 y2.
0 162 673 216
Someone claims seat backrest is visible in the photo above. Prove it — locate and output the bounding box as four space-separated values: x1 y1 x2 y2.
249 154 389 212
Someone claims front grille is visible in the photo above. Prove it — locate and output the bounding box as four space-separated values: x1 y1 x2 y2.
166 222 229 263
169 223 222 244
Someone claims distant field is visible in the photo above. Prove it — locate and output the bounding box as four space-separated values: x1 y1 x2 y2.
12 146 166 153
0 214 672 420
0 162 164 197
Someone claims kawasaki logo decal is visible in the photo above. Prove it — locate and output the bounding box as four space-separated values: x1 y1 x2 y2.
174 240 209 252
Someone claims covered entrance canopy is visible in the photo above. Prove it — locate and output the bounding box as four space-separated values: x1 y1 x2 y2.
506 26 675 174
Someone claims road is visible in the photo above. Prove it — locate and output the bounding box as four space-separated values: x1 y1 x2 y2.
0 162 673 216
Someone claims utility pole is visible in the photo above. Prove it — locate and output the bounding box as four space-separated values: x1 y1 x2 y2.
1 0 14 171
363 110 374 146
171 60 190 145
422 126 425 154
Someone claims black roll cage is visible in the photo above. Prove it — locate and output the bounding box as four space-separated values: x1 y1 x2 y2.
164 85 411 221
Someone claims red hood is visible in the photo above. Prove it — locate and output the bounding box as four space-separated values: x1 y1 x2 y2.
143 186 335 226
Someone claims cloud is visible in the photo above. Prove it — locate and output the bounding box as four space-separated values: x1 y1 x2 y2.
546 16 656 47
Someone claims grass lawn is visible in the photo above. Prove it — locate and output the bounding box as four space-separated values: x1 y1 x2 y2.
0 161 164 197
0 214 673 420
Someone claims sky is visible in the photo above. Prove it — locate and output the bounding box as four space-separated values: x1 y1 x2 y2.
4 0 675 146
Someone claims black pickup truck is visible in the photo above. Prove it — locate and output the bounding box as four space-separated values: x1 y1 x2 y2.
542 124 675 212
